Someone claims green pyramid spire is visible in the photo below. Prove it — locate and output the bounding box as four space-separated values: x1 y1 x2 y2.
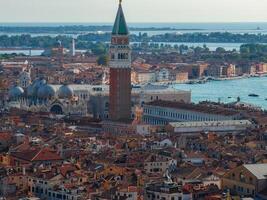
112 1 129 35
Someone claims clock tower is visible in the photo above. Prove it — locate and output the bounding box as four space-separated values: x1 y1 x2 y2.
109 0 132 122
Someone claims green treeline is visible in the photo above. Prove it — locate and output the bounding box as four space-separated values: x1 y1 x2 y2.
1 33 267 49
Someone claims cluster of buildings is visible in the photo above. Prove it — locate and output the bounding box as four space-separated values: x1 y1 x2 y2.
131 61 267 84
2 100 267 200
2 1 267 200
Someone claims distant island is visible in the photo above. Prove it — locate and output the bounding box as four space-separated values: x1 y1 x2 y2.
0 25 204 34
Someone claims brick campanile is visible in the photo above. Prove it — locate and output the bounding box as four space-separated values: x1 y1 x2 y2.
109 0 132 122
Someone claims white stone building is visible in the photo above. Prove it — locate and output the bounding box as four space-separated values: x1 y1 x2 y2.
145 182 192 200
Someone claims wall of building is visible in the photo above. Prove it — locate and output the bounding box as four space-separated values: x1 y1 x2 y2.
221 166 257 197
143 105 237 125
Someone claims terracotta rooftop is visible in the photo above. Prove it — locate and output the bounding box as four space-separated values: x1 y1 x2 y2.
11 147 62 162
0 132 12 141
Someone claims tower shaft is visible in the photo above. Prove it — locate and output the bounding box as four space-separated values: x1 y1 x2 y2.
109 1 132 122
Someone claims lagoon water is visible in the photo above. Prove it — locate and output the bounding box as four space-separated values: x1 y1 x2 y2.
0 49 44 56
132 42 245 51
174 77 267 110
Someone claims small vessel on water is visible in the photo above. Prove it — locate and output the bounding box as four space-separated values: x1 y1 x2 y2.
249 94 259 97
186 79 207 84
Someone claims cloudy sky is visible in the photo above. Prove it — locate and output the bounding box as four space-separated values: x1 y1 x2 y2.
0 0 267 23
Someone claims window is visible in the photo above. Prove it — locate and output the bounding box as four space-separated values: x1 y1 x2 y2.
240 172 245 182
232 173 235 178
249 177 253 183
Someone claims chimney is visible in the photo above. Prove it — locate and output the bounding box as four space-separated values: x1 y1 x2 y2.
22 167 26 175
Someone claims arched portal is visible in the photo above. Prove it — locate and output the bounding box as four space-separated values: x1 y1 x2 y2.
50 105 63 115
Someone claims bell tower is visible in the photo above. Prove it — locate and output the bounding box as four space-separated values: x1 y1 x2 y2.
109 0 132 122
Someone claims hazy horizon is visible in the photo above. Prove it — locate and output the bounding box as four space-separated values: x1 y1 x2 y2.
0 0 267 23
0 22 267 24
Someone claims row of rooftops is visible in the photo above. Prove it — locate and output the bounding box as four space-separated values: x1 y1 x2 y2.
169 120 252 128
145 100 240 116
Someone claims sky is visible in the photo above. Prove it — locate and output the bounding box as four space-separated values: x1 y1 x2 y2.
0 0 267 23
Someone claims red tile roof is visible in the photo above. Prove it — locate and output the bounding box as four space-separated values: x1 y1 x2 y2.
60 164 78 177
11 147 62 162
0 133 12 141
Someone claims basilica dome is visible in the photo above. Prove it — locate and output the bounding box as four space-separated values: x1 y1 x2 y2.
27 79 46 97
37 84 56 99
58 85 74 99
9 86 24 99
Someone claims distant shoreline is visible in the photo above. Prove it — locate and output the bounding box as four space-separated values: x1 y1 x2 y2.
0 22 267 33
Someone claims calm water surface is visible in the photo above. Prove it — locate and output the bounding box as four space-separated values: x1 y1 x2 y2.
174 77 267 110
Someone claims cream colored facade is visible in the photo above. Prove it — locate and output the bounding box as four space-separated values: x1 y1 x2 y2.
176 72 189 83
132 71 156 84
144 158 177 173
221 164 267 197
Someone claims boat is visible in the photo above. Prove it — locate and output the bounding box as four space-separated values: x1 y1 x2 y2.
248 94 259 97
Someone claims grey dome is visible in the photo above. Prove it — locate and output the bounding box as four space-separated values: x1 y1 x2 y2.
27 79 46 97
9 86 24 99
37 84 56 99
58 85 74 99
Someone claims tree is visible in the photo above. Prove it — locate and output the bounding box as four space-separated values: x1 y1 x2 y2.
91 42 107 56
194 46 204 54
97 55 109 66
215 47 226 53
